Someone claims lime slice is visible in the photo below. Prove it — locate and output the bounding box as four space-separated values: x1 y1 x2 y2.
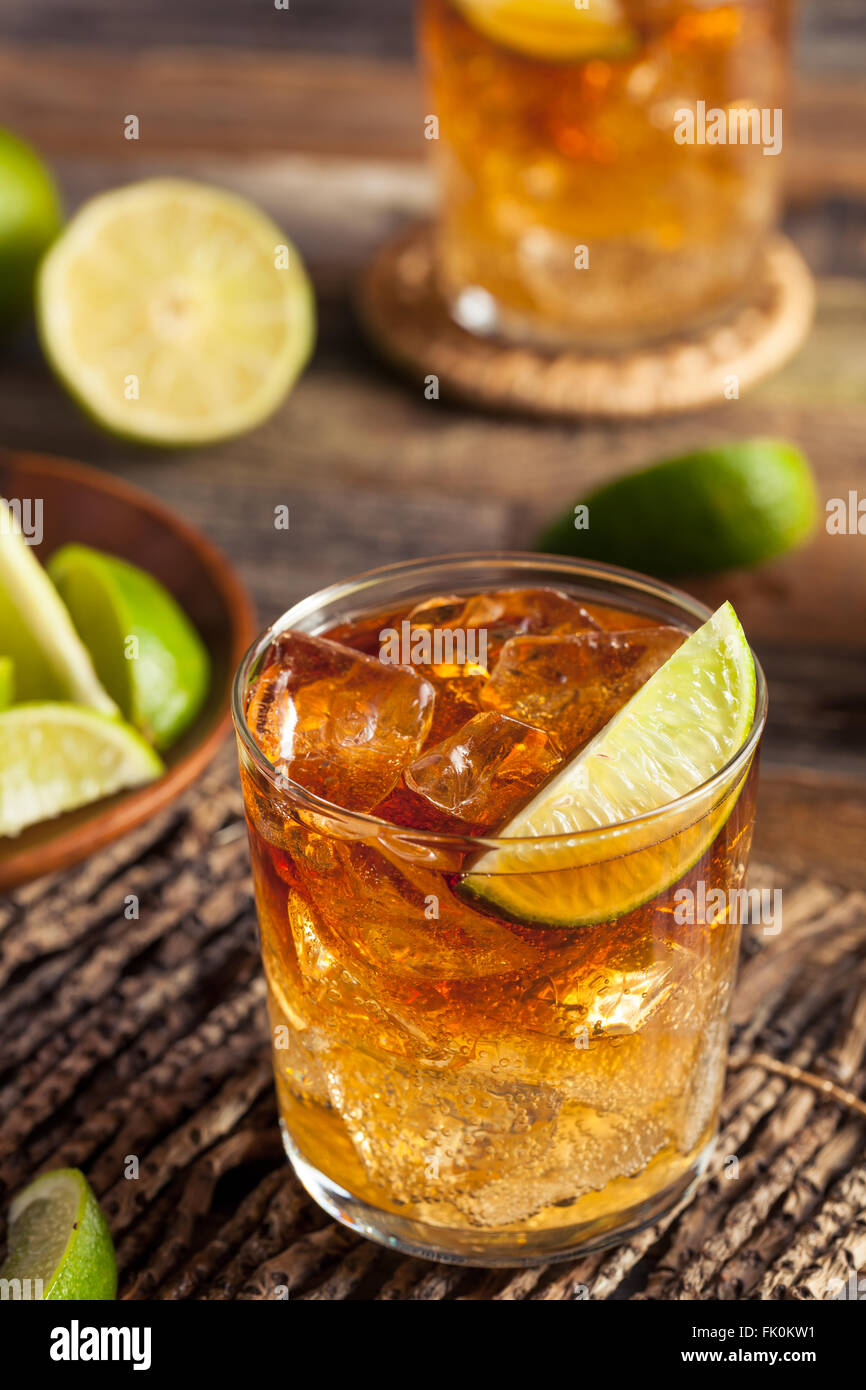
48 543 210 751
36 178 316 445
0 657 13 709
459 602 756 927
0 1169 117 1300
0 703 163 838
452 0 638 62
538 439 817 577
0 501 116 711
0 128 62 331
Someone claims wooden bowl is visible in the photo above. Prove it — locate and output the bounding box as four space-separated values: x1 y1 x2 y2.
0 450 256 890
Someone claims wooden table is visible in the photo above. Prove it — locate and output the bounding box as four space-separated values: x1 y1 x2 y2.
1 23 865 1300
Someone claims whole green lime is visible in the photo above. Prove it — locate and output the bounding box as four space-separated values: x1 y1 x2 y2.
0 129 62 330
537 440 817 578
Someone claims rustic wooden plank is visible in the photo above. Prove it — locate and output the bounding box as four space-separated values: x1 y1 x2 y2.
0 48 865 197
102 466 513 623
0 49 426 162
0 0 862 73
0 0 416 57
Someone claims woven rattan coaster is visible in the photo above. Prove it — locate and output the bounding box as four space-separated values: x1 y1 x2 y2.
359 222 815 420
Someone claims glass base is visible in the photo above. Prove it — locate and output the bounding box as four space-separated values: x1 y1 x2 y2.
447 280 748 354
281 1121 714 1269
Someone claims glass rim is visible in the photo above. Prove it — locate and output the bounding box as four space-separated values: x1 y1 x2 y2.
231 550 768 851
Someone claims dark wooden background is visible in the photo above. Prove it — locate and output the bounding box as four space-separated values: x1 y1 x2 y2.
0 0 862 67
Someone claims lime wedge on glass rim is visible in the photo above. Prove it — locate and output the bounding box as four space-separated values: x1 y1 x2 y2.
459 602 756 927
0 703 163 839
47 543 210 751
452 0 639 62
0 500 116 711
36 178 316 446
0 1168 117 1300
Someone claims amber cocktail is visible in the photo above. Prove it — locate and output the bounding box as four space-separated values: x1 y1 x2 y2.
419 0 790 346
233 556 765 1265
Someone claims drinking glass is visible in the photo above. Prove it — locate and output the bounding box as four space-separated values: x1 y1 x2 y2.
418 0 791 346
233 554 766 1265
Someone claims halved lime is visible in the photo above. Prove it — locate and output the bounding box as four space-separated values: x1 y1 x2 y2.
48 543 210 751
538 440 817 577
0 657 13 709
452 0 638 63
0 703 163 838
459 602 756 926
36 178 316 445
0 1168 117 1300
0 501 116 711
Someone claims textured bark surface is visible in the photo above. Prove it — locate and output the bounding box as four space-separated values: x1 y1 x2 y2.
2 746 864 1301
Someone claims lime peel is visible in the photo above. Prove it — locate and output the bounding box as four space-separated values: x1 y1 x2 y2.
47 543 211 751
0 127 63 330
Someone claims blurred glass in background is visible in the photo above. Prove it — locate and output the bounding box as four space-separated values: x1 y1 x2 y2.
419 0 792 346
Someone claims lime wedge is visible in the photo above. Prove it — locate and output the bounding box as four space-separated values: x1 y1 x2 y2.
538 440 817 577
460 602 756 927
0 703 163 838
36 178 316 445
48 543 210 751
0 501 116 711
0 657 13 709
452 0 638 62
0 1168 117 1300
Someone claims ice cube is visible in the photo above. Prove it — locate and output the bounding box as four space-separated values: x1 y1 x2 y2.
408 587 601 664
489 915 727 1114
401 711 561 833
480 627 685 753
464 588 602 636
321 1048 561 1206
391 594 492 742
306 834 547 985
424 672 489 745
451 1102 670 1227
265 986 332 1108
573 961 675 1035
274 878 460 1061
245 631 435 811
406 594 469 628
